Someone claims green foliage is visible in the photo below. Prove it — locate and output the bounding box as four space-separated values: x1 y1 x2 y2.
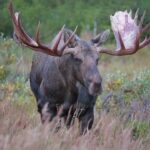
105 71 127 91
123 71 150 99
104 70 150 104
1 0 150 39
132 121 150 139
0 35 35 113
0 65 8 80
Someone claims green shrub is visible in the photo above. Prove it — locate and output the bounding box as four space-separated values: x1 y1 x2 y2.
132 121 149 139
0 65 8 80
103 70 150 103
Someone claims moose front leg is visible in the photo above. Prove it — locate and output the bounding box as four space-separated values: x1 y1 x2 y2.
57 104 76 128
63 105 76 128
37 100 57 124
78 107 94 135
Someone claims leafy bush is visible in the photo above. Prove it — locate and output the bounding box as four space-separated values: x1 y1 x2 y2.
132 121 149 139
104 70 150 104
0 65 8 80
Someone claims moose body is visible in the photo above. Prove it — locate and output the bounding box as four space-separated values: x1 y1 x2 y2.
9 2 150 134
30 37 102 133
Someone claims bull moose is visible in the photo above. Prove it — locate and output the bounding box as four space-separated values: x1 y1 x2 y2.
8 2 150 134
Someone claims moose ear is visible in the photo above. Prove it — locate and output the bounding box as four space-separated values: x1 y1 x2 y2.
91 29 110 46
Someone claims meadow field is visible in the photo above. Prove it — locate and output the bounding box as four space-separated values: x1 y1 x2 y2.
0 0 150 149
0 33 150 150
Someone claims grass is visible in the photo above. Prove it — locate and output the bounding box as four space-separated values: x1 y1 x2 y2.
0 98 146 150
0 36 150 150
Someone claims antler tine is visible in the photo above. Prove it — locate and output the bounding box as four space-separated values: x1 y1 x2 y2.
52 25 65 54
139 11 146 30
142 22 150 33
17 12 38 46
139 36 147 47
134 9 139 23
8 2 18 29
35 21 41 44
8 2 39 47
129 9 132 17
60 26 78 54
140 37 150 49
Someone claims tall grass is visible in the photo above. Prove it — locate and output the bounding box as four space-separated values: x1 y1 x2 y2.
0 99 146 150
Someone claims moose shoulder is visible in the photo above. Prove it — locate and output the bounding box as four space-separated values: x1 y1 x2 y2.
8 2 150 134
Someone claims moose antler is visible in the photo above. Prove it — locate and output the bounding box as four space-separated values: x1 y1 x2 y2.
8 2 77 56
97 10 150 56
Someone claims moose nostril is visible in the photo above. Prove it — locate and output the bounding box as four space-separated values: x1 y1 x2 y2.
94 82 101 88
88 81 102 96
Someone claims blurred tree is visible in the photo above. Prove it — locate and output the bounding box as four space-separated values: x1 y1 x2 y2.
0 0 149 40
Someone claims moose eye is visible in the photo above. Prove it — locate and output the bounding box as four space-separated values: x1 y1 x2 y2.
74 57 82 63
